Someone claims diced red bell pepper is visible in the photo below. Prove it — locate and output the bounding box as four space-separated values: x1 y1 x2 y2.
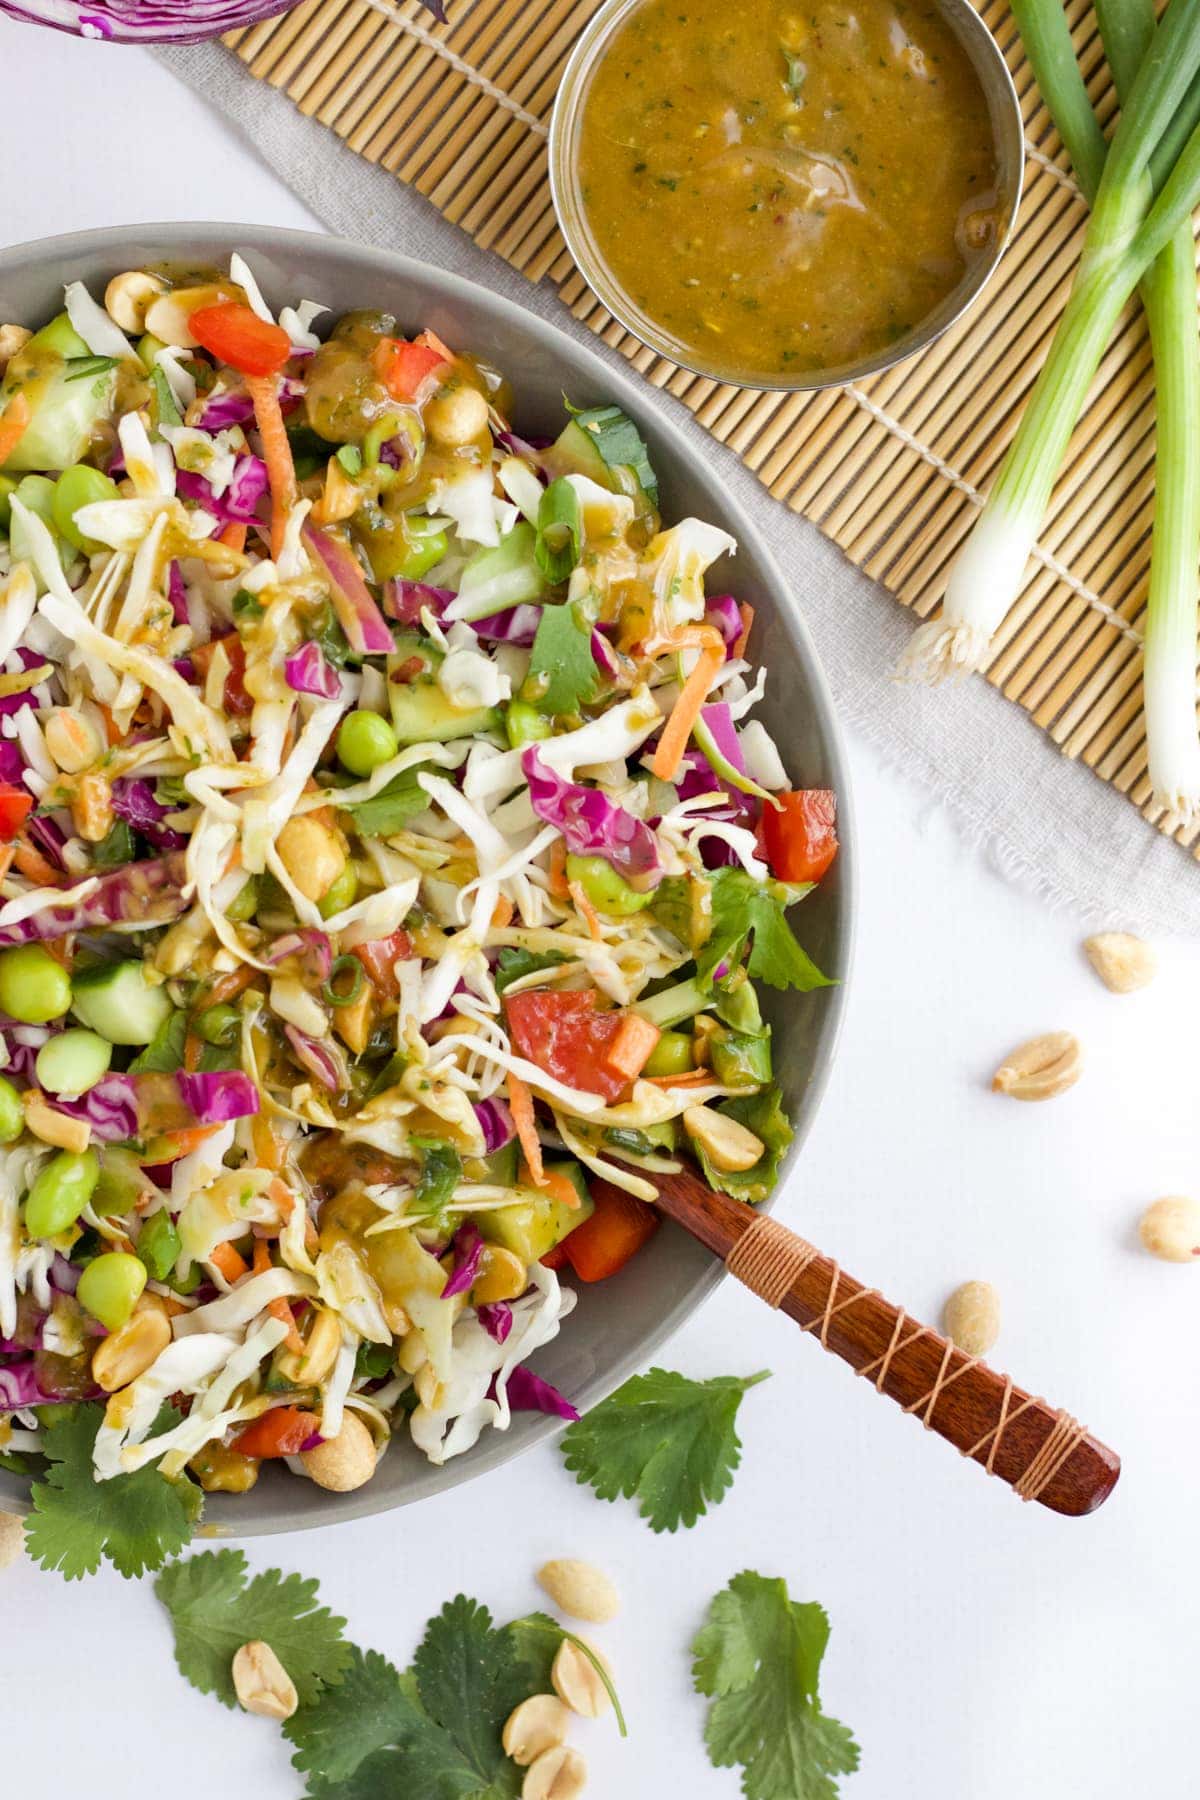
762 789 838 885
373 338 446 403
190 302 293 378
505 989 633 1102
190 633 253 718
231 1405 321 1460
0 783 33 841
350 929 413 1001
558 1181 660 1282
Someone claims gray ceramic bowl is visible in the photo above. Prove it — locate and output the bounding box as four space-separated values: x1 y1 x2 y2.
0 223 853 1534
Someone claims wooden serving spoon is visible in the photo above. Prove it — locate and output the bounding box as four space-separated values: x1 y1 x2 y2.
605 1168 1120 1517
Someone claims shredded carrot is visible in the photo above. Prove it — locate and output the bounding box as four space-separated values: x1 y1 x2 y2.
183 1030 204 1073
219 520 248 554
159 1123 221 1161
268 1177 298 1220
548 839 570 899
206 964 257 1008
270 1298 306 1356
734 603 755 659
645 1068 714 1089
0 392 31 466
568 879 602 941
521 1158 581 1211
603 1014 661 1082
97 705 123 747
0 844 14 886
13 835 65 887
506 1068 545 1187
245 373 297 561
210 1240 249 1283
490 893 514 929
252 1238 271 1275
650 643 725 781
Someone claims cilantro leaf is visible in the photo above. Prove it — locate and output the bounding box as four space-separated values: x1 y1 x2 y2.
412 1595 532 1786
410 1137 463 1224
493 947 569 994
699 869 830 994
525 599 598 717
560 1366 770 1532
156 1549 351 1706
690 1086 793 1205
692 1572 860 1800
285 1647 423 1790
129 1008 188 1073
565 400 659 505
150 363 183 429
24 1403 200 1580
341 766 431 837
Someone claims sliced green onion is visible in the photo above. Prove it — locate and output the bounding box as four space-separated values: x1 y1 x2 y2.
535 477 583 583
335 443 363 476
323 954 365 1008
64 354 119 383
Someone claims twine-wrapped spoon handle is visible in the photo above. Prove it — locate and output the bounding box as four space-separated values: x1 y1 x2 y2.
636 1170 1120 1517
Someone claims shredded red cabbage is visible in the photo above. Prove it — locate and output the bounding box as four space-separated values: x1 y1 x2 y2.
0 852 189 946
505 1364 580 1421
476 1301 513 1344
111 777 188 851
472 605 542 647
284 641 341 700
473 1097 514 1155
284 1025 348 1094
267 929 333 982
522 746 662 890
441 1224 485 1299
384 580 453 625
176 455 268 526
704 595 743 650
54 1069 259 1140
167 562 189 625
303 524 393 656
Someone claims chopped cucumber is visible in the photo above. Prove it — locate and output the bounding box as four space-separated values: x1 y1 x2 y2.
1 319 120 474
478 1160 593 1263
452 522 544 621
388 669 500 746
71 960 174 1046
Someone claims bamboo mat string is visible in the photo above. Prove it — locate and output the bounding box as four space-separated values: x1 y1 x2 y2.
228 0 1200 860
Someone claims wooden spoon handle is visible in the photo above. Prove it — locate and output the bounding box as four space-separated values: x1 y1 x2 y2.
645 1172 1120 1517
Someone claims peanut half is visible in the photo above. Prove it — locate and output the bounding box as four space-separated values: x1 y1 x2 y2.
0 1511 24 1570
550 1638 611 1720
536 1559 620 1625
1138 1196 1200 1264
942 1280 1001 1357
1083 932 1157 994
502 1693 570 1767
522 1744 587 1800
231 1640 298 1720
991 1031 1082 1102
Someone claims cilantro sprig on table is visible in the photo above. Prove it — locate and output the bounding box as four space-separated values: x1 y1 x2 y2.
23 1404 202 1581
560 1367 770 1533
693 1572 860 1800
155 1553 620 1800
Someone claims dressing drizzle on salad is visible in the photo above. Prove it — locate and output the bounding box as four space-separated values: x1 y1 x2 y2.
0 254 836 1501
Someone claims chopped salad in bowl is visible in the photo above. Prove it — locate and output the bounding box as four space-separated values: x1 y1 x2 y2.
0 252 837 1506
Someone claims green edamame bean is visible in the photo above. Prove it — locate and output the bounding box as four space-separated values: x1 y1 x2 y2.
24 1148 100 1239
195 1003 240 1047
505 699 553 749
136 1210 181 1283
14 474 57 531
337 710 398 777
0 943 73 1024
77 1252 146 1332
565 853 653 917
318 861 358 919
35 1028 112 1096
393 520 448 580
227 876 259 923
0 1075 23 1144
642 1029 696 1078
52 465 121 553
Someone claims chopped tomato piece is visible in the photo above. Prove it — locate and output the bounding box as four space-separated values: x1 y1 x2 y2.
231 1405 321 1460
0 783 33 841
372 337 446 403
190 633 253 718
762 789 838 885
189 302 292 378
504 989 632 1101
350 929 413 1001
559 1181 659 1282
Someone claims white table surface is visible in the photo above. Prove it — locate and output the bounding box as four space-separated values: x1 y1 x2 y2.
0 21 1195 1799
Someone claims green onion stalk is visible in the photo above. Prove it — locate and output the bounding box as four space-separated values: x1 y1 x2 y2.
900 0 1200 815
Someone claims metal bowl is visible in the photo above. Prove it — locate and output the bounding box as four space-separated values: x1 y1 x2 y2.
0 222 853 1534
549 0 1025 391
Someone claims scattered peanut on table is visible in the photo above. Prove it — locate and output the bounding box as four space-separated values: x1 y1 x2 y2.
1083 931 1157 993
942 1280 1001 1356
231 1640 298 1720
536 1559 620 1624
991 1031 1082 1101
550 1637 612 1719
0 1511 24 1569
1138 1196 1200 1263
522 1743 588 1800
502 1694 571 1767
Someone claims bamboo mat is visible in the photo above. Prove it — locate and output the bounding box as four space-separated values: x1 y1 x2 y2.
226 0 1200 855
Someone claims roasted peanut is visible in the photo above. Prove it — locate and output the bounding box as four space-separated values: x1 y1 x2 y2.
991 1031 1082 1102
550 1637 611 1719
232 1640 298 1720
91 1301 171 1392
0 1511 24 1569
299 1410 377 1492
1138 1196 1200 1264
1083 932 1157 994
942 1280 1000 1356
104 271 169 334
536 1559 620 1624
522 1745 587 1800
682 1104 764 1171
502 1693 570 1766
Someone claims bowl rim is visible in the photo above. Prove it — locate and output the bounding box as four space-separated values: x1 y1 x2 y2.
547 0 1026 393
0 220 856 1535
